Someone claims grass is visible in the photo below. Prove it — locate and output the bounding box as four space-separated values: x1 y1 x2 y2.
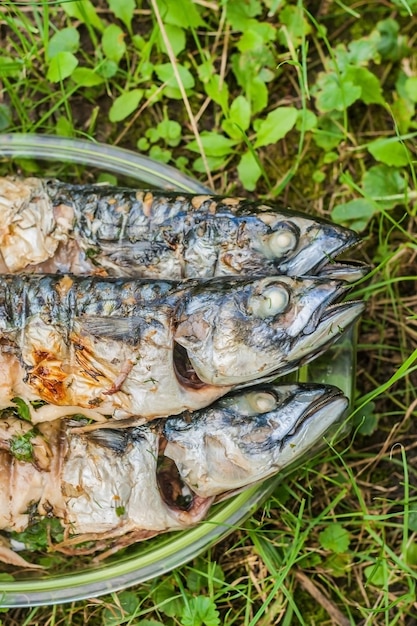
0 0 417 624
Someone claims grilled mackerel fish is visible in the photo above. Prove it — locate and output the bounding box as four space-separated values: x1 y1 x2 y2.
0 273 363 422
0 176 366 280
0 382 348 563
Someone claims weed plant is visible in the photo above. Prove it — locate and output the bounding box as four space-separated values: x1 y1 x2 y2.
0 1 416 624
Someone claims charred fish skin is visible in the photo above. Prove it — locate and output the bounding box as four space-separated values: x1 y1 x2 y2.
0 176 363 280
162 383 349 497
0 273 363 420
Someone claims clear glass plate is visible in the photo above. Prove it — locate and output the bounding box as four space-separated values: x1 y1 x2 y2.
0 134 355 607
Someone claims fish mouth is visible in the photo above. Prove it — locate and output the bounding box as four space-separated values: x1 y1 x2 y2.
288 299 365 369
173 343 207 389
284 226 360 276
313 259 371 283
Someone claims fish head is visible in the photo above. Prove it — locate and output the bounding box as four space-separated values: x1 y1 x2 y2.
163 382 349 497
174 276 364 386
253 209 361 278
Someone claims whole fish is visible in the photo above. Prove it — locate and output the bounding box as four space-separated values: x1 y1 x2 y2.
0 273 363 421
0 176 365 281
0 382 348 563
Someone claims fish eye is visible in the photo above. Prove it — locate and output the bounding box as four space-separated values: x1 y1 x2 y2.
268 224 298 256
248 284 290 318
247 391 277 414
229 390 278 415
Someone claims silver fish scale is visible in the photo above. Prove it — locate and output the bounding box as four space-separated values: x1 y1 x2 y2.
46 182 276 275
0 275 181 329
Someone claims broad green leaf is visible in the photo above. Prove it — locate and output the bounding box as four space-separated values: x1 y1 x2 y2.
188 132 237 157
409 509 417 532
102 590 139 625
225 0 263 30
158 24 186 56
158 0 204 28
331 198 376 231
98 59 118 79
153 581 183 618
181 595 220 626
318 523 350 554
55 116 74 137
108 0 136 31
405 76 417 102
237 151 262 191
367 137 409 167
72 67 105 87
247 77 268 114
362 164 406 209
156 119 182 146
62 0 103 32
205 74 229 114
193 155 228 173
155 63 195 91
0 103 11 131
47 27 80 60
149 145 172 164
222 95 251 139
47 51 78 82
313 113 345 150
109 89 143 122
296 109 317 132
102 24 126 63
278 4 312 48
254 106 297 148
347 31 380 65
137 621 165 626
12 397 32 421
377 18 408 61
314 71 361 112
344 66 385 105
364 562 386 587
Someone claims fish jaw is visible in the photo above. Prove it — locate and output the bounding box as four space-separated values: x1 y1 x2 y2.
163 383 348 497
175 276 364 386
314 260 371 283
269 216 360 277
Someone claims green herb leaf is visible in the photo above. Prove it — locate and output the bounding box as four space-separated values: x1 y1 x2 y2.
158 24 186 56
109 89 144 122
155 63 195 94
47 27 80 60
72 67 105 87
344 66 385 105
12 397 32 422
367 137 410 167
153 580 182 617
319 523 351 553
254 106 298 148
222 95 251 139
47 51 78 83
314 72 361 112
364 562 386 586
158 0 204 28
102 590 139 625
188 132 237 157
62 0 103 32
331 198 377 231
181 595 220 626
102 24 126 63
362 164 406 209
108 0 136 31
237 151 262 191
